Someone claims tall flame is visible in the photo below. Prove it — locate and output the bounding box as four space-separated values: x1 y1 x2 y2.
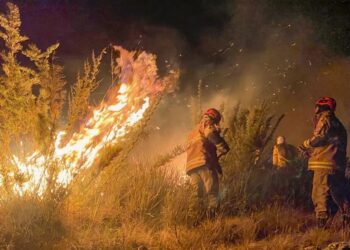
10 46 177 195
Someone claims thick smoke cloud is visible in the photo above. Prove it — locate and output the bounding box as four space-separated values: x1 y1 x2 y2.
141 0 350 156
215 1 350 145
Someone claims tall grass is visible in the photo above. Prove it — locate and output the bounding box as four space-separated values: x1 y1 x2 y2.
58 100 318 249
0 196 64 249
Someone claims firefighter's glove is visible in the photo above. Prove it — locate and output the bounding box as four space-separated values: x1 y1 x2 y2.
297 145 310 158
298 145 307 152
302 139 311 149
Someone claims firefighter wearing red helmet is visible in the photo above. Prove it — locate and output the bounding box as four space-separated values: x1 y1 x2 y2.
300 97 350 228
186 108 230 219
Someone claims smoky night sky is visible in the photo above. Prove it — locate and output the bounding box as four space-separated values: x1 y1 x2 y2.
3 0 350 152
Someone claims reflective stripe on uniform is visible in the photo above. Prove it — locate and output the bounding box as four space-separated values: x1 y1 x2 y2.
308 161 335 170
309 165 333 170
309 161 334 166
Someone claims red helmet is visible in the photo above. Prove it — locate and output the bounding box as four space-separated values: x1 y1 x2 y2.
204 108 222 123
315 97 336 111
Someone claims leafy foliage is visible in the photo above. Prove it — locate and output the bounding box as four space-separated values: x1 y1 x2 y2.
23 43 66 150
220 103 311 213
67 49 106 135
0 2 35 142
0 3 67 193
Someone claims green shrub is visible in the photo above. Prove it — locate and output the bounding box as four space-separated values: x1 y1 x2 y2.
218 103 313 214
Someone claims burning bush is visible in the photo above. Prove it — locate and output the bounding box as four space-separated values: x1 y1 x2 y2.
0 2 179 197
0 2 180 248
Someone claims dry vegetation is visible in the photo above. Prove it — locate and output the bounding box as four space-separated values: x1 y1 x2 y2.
0 3 348 250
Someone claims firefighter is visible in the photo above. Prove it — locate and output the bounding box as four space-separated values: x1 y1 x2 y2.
272 136 298 169
272 136 298 199
299 97 350 228
186 108 230 219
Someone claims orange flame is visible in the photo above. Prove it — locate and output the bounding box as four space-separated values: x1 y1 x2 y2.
10 46 178 195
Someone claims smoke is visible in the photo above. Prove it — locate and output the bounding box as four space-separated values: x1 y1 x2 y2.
136 0 350 158
7 1 350 156
217 1 350 145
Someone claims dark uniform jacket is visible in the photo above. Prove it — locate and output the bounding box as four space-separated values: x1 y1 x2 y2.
186 118 230 174
303 111 347 171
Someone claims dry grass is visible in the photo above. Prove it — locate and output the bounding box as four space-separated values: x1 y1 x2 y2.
0 196 64 249
0 161 346 249
0 3 348 250
56 160 333 250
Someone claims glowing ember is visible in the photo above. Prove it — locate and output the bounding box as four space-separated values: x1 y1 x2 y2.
9 46 177 196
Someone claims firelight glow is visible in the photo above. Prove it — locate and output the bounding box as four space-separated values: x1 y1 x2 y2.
9 47 175 196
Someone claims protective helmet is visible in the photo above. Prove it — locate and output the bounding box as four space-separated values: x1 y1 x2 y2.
276 136 286 145
204 108 222 123
315 97 336 112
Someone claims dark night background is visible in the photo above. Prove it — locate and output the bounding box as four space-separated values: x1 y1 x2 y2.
4 1 350 54
7 0 350 53
2 0 350 151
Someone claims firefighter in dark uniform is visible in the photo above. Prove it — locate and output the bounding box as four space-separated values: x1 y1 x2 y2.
299 97 350 228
